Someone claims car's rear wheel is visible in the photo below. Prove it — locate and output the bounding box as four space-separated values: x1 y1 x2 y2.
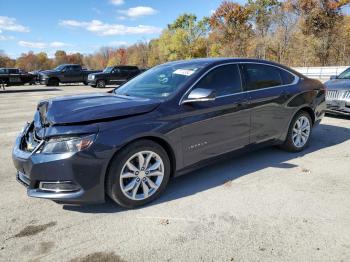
96 80 105 88
281 111 312 152
47 78 59 86
106 140 171 208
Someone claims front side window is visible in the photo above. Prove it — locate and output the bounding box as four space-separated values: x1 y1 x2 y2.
114 63 205 99
54 65 66 71
242 64 283 90
192 64 242 97
103 67 114 73
338 68 350 79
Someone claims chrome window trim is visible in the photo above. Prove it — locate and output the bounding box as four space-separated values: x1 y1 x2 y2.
179 61 300 105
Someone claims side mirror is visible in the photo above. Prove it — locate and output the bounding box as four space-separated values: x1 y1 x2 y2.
330 75 337 80
182 88 216 104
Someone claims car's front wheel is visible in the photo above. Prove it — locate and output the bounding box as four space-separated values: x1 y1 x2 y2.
281 110 312 152
96 80 106 88
106 140 171 208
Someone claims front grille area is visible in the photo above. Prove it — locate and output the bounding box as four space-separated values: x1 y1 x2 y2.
326 90 340 99
343 91 350 99
327 90 350 100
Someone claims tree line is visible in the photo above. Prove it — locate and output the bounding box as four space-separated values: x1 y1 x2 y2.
1 0 349 71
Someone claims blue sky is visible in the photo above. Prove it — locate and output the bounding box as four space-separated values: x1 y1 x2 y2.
0 0 244 58
1 0 349 58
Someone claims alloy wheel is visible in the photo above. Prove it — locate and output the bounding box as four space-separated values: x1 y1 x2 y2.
119 151 164 201
292 116 311 148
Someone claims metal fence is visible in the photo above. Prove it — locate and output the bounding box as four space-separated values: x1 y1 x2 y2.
292 66 349 82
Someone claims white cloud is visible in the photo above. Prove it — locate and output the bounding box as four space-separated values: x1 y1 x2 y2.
0 16 29 32
18 41 70 49
50 41 67 48
59 19 161 36
119 6 157 18
0 35 14 41
110 0 124 5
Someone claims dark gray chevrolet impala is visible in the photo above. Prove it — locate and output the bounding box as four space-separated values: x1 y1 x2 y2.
13 58 326 208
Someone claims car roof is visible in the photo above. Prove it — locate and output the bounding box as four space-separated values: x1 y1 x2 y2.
162 58 303 77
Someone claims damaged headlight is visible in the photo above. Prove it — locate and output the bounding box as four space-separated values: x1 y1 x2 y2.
41 134 96 154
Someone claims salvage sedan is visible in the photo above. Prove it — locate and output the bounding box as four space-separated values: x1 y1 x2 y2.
324 67 350 116
12 58 326 208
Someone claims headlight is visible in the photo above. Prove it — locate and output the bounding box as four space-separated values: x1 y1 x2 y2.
89 74 95 80
41 74 49 79
41 134 95 154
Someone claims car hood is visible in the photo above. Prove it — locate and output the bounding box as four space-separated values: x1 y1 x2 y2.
324 79 350 90
90 72 108 77
40 69 59 75
37 93 160 126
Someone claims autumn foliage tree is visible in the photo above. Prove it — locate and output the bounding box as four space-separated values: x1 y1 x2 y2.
2 1 350 71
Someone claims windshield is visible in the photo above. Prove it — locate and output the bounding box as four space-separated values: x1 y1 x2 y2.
54 65 66 71
338 68 350 79
114 63 204 98
103 67 114 73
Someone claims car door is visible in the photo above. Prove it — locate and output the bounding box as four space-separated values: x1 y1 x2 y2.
109 67 121 84
240 63 299 143
180 64 250 167
63 65 81 82
8 69 21 84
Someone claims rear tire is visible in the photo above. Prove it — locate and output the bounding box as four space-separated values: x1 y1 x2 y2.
281 110 312 152
96 80 106 88
106 140 171 208
47 78 59 86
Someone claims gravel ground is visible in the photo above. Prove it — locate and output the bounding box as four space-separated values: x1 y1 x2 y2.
0 85 350 262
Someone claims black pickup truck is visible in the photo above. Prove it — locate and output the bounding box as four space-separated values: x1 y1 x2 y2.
87 65 143 88
0 68 36 86
39 64 101 86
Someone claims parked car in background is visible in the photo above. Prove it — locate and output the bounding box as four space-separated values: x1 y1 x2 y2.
39 64 101 86
0 68 36 86
29 69 43 84
88 65 143 88
13 58 325 208
324 67 350 116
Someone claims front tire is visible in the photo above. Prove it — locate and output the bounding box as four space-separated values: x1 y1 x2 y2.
106 140 171 208
281 111 312 152
47 78 59 86
96 80 106 88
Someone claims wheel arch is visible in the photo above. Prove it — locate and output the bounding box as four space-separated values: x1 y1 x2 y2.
280 105 316 143
103 135 177 197
297 106 315 125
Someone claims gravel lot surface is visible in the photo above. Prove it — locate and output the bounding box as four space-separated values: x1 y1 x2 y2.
0 85 350 262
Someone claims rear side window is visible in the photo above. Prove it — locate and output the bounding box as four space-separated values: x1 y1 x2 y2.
72 65 81 71
242 64 283 90
280 69 295 85
193 64 242 97
8 69 19 74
